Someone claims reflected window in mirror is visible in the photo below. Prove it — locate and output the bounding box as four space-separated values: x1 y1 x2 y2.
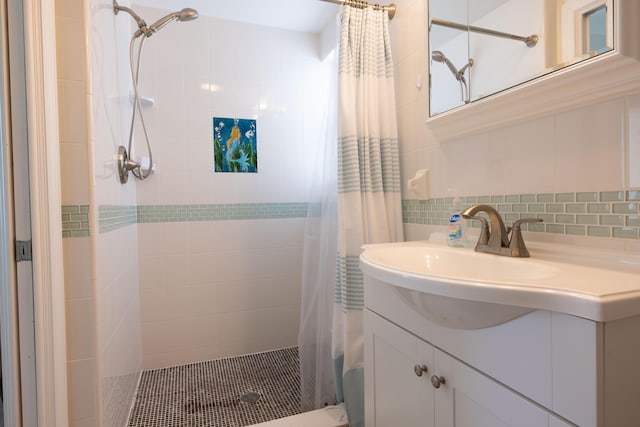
584 5 608 55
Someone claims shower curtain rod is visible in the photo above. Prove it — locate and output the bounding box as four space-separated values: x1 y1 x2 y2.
320 0 397 19
431 17 538 47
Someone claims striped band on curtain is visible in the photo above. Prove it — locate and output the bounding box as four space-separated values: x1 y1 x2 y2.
337 136 401 193
335 255 364 311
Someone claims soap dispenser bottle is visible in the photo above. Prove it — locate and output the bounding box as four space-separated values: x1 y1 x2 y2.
447 195 464 247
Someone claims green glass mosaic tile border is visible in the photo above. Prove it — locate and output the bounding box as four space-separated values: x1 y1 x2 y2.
63 203 310 237
403 190 640 240
99 205 138 234
62 205 90 238
137 202 308 223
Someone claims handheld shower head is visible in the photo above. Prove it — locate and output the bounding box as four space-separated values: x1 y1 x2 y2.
432 50 474 104
149 8 199 33
431 50 446 62
431 50 460 78
177 8 199 21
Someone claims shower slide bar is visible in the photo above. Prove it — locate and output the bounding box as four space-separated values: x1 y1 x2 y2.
319 0 397 19
431 18 538 48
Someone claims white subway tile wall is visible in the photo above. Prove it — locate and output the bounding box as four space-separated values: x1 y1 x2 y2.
56 0 99 424
137 216 305 369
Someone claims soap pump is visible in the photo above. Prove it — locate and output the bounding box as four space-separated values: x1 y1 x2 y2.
447 193 464 247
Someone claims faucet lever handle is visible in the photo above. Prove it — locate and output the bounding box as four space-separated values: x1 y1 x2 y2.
509 217 543 257
513 217 543 230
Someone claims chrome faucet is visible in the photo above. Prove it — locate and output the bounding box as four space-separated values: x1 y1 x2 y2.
461 204 542 257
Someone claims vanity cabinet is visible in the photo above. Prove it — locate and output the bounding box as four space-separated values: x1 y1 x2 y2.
365 309 572 427
363 274 640 427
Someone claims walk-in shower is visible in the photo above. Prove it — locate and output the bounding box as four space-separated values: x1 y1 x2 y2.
113 1 199 183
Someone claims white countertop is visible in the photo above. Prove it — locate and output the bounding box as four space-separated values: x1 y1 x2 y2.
359 240 640 322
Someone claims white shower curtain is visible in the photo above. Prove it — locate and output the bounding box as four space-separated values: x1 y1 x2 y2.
333 6 403 427
298 5 401 424
299 47 339 411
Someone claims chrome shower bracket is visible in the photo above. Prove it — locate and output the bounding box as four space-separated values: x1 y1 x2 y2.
113 0 151 38
117 145 141 184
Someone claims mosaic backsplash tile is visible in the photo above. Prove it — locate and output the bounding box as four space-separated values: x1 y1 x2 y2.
64 191 639 240
61 202 309 236
99 205 137 234
402 190 640 240
61 205 90 238
136 202 307 223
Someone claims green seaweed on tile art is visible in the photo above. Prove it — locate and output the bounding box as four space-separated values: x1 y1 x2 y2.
213 117 257 173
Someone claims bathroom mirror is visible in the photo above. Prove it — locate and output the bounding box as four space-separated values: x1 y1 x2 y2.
426 0 640 140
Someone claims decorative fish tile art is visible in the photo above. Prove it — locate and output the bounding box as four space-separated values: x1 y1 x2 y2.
213 117 258 173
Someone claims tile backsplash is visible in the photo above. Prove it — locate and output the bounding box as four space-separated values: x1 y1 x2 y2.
61 202 310 238
403 190 640 239
61 204 90 238
66 190 640 240
137 202 308 223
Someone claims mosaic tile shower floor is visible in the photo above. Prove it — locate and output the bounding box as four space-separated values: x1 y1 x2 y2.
127 347 301 427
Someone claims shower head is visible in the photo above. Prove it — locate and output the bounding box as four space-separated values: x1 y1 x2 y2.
431 50 446 62
432 50 474 104
149 8 199 33
431 50 473 82
431 50 460 78
114 2 199 38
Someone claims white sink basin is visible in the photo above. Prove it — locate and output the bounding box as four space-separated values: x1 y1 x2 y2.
360 241 640 325
396 289 534 329
366 245 559 283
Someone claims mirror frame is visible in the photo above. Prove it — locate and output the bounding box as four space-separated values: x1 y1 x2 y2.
426 0 640 141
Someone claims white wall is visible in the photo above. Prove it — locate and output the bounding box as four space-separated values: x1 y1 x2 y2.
468 0 545 100
133 7 333 369
393 0 639 253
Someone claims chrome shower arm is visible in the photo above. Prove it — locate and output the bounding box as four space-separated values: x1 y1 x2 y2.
113 1 152 38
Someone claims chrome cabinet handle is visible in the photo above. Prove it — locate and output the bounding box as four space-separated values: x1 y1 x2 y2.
414 364 428 377
430 375 446 388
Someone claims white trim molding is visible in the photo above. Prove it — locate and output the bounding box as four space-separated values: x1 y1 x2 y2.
0 0 21 419
21 0 69 425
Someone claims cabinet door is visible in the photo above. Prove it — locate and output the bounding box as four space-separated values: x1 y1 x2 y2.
446 352 555 427
365 309 435 427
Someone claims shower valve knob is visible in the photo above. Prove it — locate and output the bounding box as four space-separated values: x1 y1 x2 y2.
413 364 428 377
